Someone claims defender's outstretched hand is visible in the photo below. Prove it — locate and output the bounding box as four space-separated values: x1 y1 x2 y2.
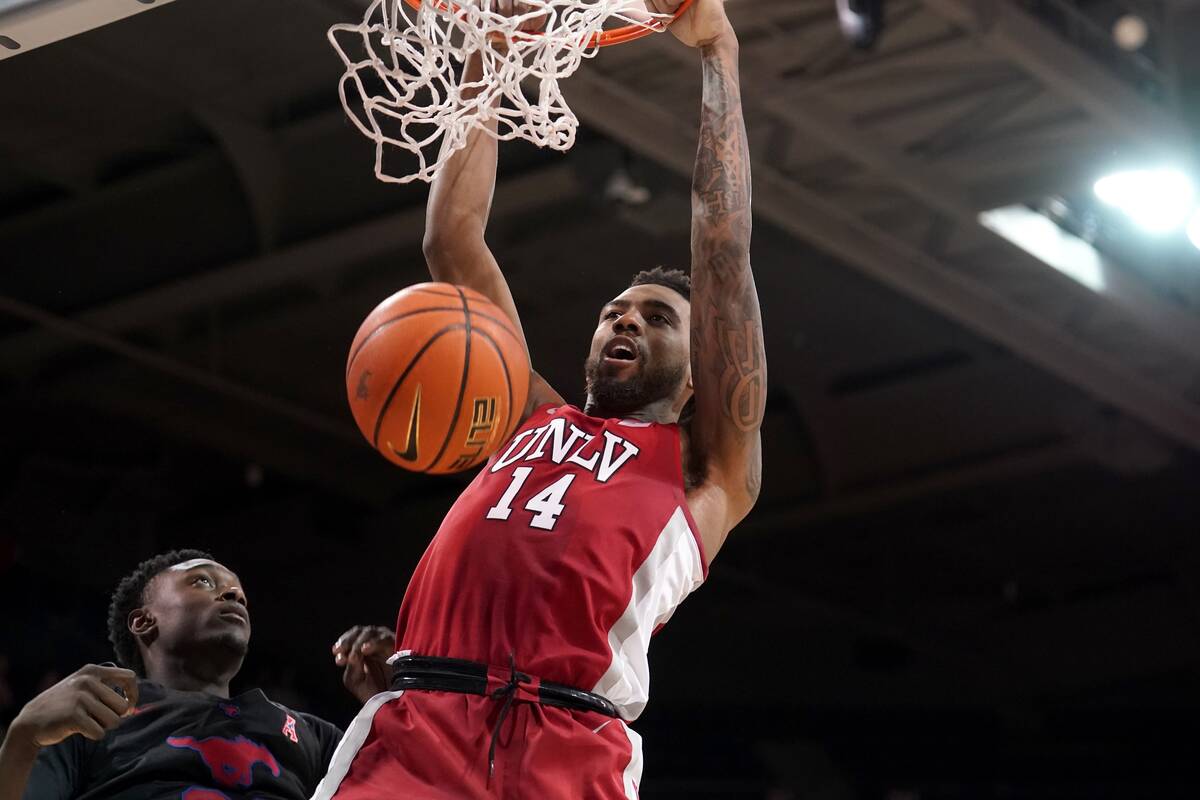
8 664 138 747
650 0 731 48
332 625 396 704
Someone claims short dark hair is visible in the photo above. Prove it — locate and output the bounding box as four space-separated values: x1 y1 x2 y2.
630 266 690 301
107 549 214 676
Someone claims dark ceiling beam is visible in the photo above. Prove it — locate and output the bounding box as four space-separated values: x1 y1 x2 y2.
65 37 312 253
0 145 95 194
198 109 289 252
1165 2 1200 129
788 33 996 94
563 69 1200 453
0 292 357 442
644 26 1200 370
0 160 580 371
0 100 350 248
0 147 227 242
743 437 1084 534
617 20 1200 457
786 97 1200 361
965 158 1102 210
61 41 299 252
920 0 1190 152
47 359 405 504
0 0 178 60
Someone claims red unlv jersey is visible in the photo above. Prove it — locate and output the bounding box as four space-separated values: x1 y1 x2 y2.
394 404 708 721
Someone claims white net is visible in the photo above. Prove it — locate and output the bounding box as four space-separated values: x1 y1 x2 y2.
328 0 669 184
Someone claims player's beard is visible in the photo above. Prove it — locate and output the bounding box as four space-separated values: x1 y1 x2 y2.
584 352 686 415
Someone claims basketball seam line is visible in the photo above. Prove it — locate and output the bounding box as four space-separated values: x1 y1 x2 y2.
347 306 464 379
346 306 523 380
427 286 473 472
370 324 464 451
408 287 472 298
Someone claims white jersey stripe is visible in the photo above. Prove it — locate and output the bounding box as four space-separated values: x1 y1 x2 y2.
619 720 644 799
309 690 405 800
591 505 705 720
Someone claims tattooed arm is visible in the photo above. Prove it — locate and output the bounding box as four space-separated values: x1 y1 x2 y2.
656 0 765 563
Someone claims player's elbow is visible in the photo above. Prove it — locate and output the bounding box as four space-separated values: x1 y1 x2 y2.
730 478 760 526
422 226 479 283
710 447 761 530
421 225 461 264
730 444 763 522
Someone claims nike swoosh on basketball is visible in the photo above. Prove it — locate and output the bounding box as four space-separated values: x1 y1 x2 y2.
391 385 421 461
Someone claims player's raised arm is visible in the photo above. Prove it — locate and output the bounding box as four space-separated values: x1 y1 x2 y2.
421 47 563 420
658 0 765 561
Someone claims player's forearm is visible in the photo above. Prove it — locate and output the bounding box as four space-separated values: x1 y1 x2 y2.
422 52 499 280
0 723 40 800
692 31 751 248
688 29 765 508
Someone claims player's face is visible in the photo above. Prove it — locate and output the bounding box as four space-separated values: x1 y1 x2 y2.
144 559 251 661
585 283 691 414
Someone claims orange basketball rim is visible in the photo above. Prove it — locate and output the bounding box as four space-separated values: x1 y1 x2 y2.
401 0 698 47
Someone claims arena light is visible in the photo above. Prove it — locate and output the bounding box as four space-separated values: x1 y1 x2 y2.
1093 168 1196 234
1188 210 1200 252
980 205 1107 292
1112 14 1149 51
0 0 179 61
835 0 884 49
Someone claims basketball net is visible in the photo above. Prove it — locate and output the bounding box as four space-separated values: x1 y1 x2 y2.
328 0 670 184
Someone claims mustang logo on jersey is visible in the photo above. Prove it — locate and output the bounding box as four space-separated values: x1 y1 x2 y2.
167 735 281 788
490 416 639 482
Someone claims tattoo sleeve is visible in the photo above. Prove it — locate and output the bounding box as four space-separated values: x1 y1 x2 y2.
689 34 766 503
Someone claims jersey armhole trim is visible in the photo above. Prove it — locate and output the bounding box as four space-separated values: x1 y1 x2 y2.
673 427 709 579
678 500 709 580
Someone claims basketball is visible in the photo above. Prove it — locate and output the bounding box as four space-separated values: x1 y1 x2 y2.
346 283 530 474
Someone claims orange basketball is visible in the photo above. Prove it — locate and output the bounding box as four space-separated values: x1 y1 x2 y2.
346 283 530 474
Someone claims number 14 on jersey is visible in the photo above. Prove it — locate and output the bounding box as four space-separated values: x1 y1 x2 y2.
486 467 576 531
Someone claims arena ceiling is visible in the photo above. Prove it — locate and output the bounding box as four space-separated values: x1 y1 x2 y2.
2 1 1199 795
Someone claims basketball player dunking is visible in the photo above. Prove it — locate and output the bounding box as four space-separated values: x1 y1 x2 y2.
315 0 763 796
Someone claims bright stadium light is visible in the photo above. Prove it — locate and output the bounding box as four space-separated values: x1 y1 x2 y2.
1188 210 1200 252
1112 14 1149 51
1093 168 1196 233
836 0 885 49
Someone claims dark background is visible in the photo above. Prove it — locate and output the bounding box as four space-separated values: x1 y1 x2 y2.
3 0 1200 797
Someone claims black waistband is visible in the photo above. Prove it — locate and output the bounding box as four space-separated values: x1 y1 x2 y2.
390 654 619 719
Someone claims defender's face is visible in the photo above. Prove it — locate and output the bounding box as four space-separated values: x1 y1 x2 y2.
141 559 251 658
585 283 691 413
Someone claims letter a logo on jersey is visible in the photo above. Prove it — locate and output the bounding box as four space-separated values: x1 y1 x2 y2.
390 385 422 462
167 735 281 788
282 713 299 743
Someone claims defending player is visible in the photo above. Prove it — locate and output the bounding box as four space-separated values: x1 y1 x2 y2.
0 550 345 800
316 0 763 796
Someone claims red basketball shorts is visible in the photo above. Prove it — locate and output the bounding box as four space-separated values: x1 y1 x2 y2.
310 689 643 799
